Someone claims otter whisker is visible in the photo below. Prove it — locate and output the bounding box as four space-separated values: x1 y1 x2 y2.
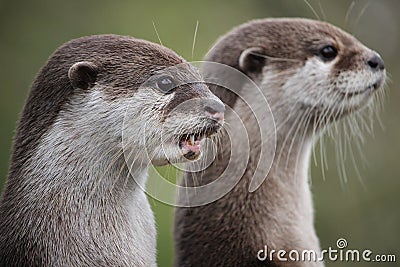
344 1 356 29
294 109 313 177
336 124 348 185
286 106 310 169
276 111 303 169
354 0 372 28
318 0 327 21
88 148 125 199
152 21 163 46
315 92 340 179
191 20 199 60
319 135 328 181
300 88 332 171
345 119 365 186
302 0 321 20
249 52 303 63
112 148 138 195
311 113 319 167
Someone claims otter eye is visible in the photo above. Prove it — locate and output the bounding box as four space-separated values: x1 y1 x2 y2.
319 45 338 61
156 76 176 93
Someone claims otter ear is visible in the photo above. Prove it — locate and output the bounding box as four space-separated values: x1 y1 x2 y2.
238 47 266 76
68 61 99 89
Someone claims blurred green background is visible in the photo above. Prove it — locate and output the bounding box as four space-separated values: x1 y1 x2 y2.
0 0 399 266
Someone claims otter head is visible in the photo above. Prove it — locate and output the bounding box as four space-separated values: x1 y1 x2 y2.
65 35 224 167
206 18 386 130
117 62 225 166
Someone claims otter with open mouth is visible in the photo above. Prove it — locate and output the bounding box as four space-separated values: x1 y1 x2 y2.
0 34 224 267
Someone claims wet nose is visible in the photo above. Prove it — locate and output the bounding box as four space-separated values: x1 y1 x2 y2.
205 101 225 122
367 53 385 71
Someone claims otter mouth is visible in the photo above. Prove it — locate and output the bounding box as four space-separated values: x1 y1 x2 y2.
178 126 219 160
339 81 382 97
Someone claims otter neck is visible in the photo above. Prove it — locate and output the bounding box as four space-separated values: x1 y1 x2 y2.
24 121 147 204
175 100 322 267
231 102 320 253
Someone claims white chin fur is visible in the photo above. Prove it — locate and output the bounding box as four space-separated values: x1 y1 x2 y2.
151 143 182 165
279 57 383 116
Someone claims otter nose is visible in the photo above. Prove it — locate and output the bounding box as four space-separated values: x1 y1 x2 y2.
205 102 225 122
367 53 385 71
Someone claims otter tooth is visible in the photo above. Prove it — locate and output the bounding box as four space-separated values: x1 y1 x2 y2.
190 135 195 145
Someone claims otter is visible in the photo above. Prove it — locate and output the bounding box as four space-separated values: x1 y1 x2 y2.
174 18 386 267
0 34 224 266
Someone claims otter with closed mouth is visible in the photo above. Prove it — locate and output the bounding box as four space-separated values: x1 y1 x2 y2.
0 34 224 266
174 18 386 267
